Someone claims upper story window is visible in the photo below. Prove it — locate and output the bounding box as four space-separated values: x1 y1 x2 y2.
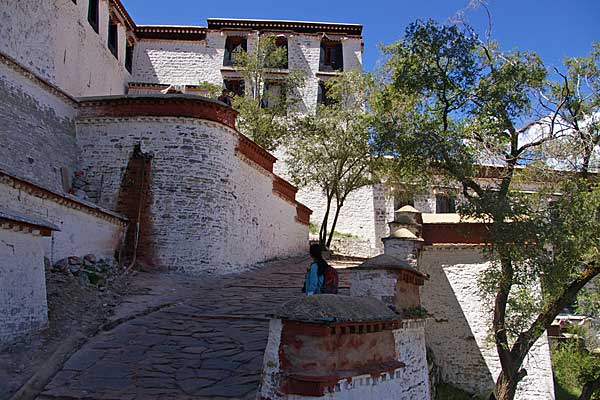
223 36 247 67
108 21 119 58
317 80 336 106
394 192 414 210
319 39 343 72
125 41 134 73
264 36 288 69
88 0 99 33
261 81 285 109
224 79 245 97
435 193 456 213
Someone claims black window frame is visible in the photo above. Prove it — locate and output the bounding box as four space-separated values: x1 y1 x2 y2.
108 20 119 59
87 0 99 33
223 79 245 97
223 36 247 67
317 80 337 106
125 41 134 73
394 192 415 210
261 81 286 109
319 39 343 72
264 36 288 69
435 193 456 214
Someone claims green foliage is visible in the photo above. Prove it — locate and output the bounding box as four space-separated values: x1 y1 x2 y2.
404 305 429 319
197 81 222 99
577 284 600 318
231 34 305 150
552 339 600 400
371 18 600 399
286 71 373 248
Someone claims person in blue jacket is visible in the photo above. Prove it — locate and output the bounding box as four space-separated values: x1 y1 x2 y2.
304 244 327 296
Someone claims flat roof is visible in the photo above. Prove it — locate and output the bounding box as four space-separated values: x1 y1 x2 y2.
207 18 363 35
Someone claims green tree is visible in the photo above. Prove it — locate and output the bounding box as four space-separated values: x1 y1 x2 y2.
371 19 600 400
231 34 305 150
286 71 374 248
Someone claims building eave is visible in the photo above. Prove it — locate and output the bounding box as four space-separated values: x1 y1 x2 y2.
207 18 363 35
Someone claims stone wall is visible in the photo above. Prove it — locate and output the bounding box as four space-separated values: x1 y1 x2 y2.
0 59 78 192
393 324 431 400
0 176 126 263
0 229 48 344
132 32 363 112
419 245 555 399
0 0 129 97
76 115 307 274
133 34 224 87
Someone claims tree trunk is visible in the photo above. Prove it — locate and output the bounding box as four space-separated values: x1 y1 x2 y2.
319 191 334 249
489 370 523 400
326 198 344 248
579 374 600 400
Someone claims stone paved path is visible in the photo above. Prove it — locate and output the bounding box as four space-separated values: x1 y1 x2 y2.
38 257 357 400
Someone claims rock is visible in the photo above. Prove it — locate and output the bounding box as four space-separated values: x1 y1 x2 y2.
44 257 51 271
53 258 69 272
68 256 81 265
69 264 81 275
78 273 90 286
83 254 97 264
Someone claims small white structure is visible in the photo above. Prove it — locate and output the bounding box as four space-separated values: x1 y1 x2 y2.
0 208 58 344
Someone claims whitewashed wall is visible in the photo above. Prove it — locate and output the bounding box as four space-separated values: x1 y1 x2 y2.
133 33 225 86
419 245 555 400
0 229 48 344
0 0 129 97
133 32 363 113
0 181 125 263
76 116 307 274
0 60 78 192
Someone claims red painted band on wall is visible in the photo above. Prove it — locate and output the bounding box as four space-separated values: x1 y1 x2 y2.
296 203 312 226
78 95 238 130
235 134 277 173
422 222 488 245
273 176 298 203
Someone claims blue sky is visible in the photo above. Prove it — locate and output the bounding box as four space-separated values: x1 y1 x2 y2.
123 0 600 71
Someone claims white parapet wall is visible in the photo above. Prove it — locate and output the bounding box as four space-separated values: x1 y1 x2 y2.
0 226 49 344
419 245 555 400
76 98 308 274
0 172 127 263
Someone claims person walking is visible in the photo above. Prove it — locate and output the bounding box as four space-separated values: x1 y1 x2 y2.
303 244 328 296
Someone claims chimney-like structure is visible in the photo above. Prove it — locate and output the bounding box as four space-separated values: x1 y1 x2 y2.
350 205 428 314
260 295 409 399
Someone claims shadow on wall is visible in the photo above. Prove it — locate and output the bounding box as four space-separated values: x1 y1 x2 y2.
115 143 156 270
420 247 496 395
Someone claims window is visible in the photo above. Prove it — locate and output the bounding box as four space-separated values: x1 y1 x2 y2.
108 21 118 58
87 0 99 33
261 82 285 109
223 36 247 67
394 192 414 210
264 36 288 69
224 79 245 97
319 39 343 72
435 193 456 213
125 42 134 73
317 80 335 106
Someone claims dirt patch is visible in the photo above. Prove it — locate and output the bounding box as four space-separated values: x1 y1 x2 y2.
0 259 133 399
